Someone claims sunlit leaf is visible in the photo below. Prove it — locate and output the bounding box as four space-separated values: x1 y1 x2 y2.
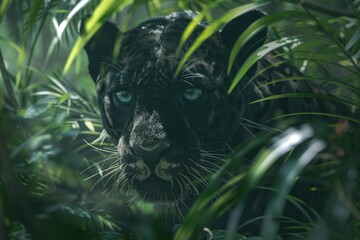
227 10 311 75
175 2 266 77
228 37 301 93
0 0 12 23
345 27 360 51
260 138 326 238
176 12 205 55
64 0 134 73
84 120 95 132
56 0 92 39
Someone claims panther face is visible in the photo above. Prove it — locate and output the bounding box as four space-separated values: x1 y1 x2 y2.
82 11 267 203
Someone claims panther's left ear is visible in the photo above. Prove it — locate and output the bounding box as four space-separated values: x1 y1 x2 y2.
220 10 267 69
79 18 121 82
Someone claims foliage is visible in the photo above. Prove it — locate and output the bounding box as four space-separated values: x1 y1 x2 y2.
0 0 359 240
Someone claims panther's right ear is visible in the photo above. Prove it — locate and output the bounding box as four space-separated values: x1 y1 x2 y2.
79 18 120 82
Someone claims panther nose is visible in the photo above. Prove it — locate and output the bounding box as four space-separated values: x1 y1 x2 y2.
130 141 174 165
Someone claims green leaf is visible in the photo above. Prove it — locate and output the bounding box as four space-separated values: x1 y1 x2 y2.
227 10 311 75
228 37 301 93
176 12 205 55
260 138 326 238
63 0 134 74
345 27 360 51
56 0 92 39
304 9 360 72
27 0 44 23
256 76 360 96
174 2 267 78
249 125 316 185
175 124 319 240
266 112 360 124
84 120 95 132
250 92 360 109
174 130 273 240
0 0 12 23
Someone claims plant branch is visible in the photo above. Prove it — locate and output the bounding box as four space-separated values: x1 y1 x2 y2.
0 49 18 110
301 0 356 18
23 9 49 87
0 110 51 239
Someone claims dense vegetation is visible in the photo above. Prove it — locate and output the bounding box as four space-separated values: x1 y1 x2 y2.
0 0 359 239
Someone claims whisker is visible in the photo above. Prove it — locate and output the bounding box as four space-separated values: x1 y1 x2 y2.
103 166 121 187
81 153 118 174
83 140 117 153
179 174 200 197
82 162 121 182
89 168 119 191
239 122 256 138
200 152 227 162
183 73 205 79
174 199 185 221
127 195 138 207
240 117 281 133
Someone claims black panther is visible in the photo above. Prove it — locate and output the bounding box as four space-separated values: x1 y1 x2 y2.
81 10 346 210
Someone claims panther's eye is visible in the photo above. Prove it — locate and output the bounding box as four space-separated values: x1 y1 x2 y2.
115 90 132 103
183 88 202 101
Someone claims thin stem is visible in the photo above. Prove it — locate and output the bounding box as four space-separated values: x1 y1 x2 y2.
0 124 49 240
0 49 19 110
303 7 360 73
23 10 49 87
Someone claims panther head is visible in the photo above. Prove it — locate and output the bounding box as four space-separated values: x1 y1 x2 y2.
82 10 267 204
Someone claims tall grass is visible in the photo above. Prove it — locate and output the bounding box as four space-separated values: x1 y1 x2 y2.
0 0 359 239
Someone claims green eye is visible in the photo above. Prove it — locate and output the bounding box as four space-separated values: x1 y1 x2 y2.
183 88 203 101
115 90 132 103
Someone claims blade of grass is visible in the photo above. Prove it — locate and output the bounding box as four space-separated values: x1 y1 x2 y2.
228 36 301 93
175 124 316 240
302 8 360 72
176 12 205 55
250 92 360 109
176 0 227 55
266 112 360 124
174 130 273 240
56 0 92 39
63 0 134 74
257 77 360 96
0 0 12 23
227 10 311 75
289 55 360 77
260 139 326 239
345 27 360 51
0 49 18 110
174 2 267 78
